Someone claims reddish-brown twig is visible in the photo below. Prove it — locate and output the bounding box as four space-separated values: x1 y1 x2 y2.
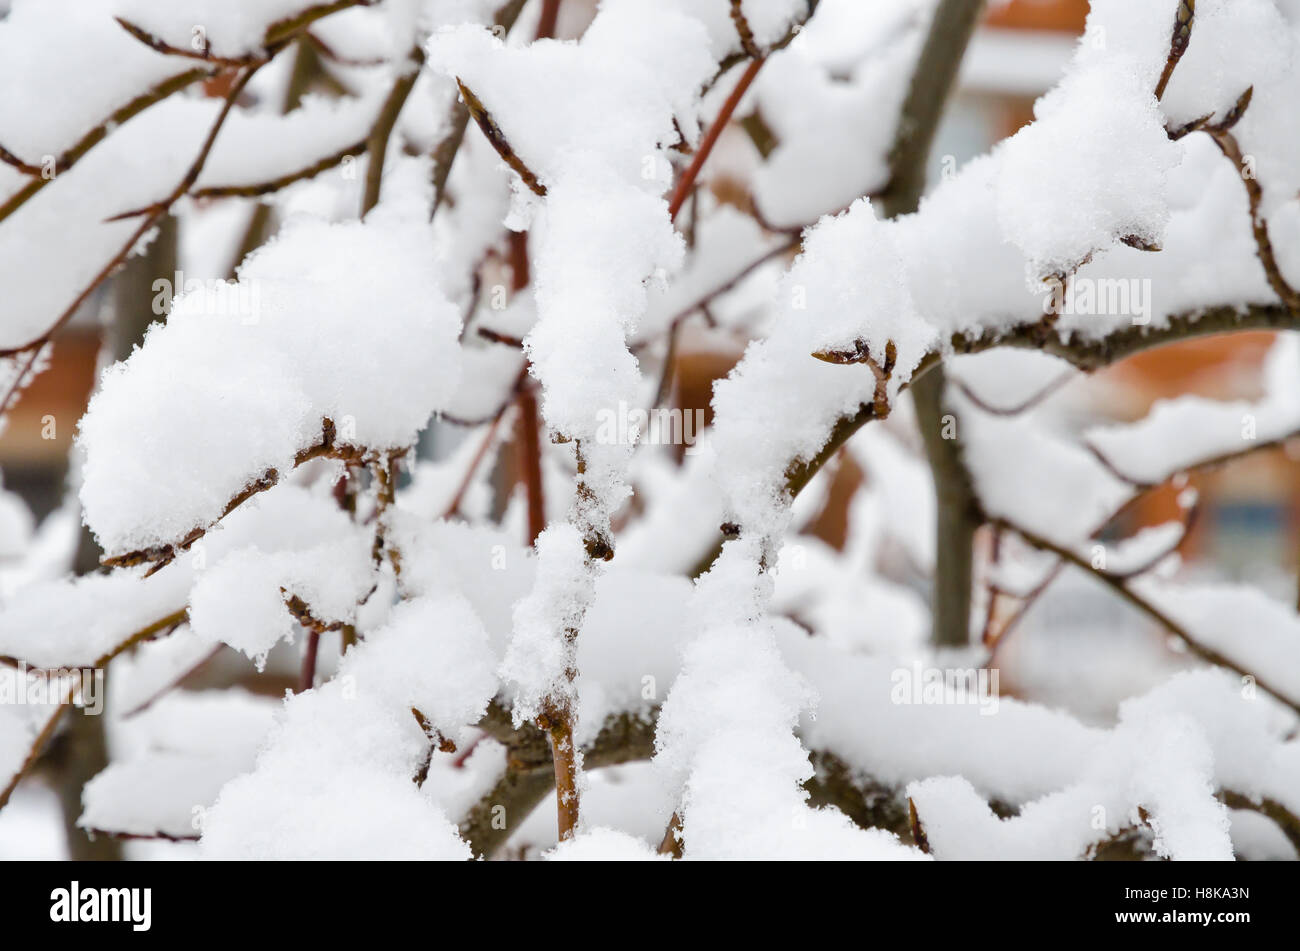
667 56 765 221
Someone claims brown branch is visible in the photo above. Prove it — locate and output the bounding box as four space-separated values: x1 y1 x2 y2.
668 56 765 221
115 0 378 63
729 0 762 60
982 562 1065 657
369 451 404 575
0 347 46 426
1 64 261 359
101 419 366 574
0 687 74 812
429 97 472 221
972 302 1299 370
114 17 269 66
516 385 547 546
535 0 562 40
1207 114 1300 315
442 411 509 520
1154 1 1195 102
1220 790 1300 857
429 0 529 220
1 607 196 673
538 699 580 840
0 144 47 175
1001 518 1300 717
0 610 193 817
1 3 374 361
710 0 819 85
1085 426 1300 494
0 67 214 224
477 326 525 348
263 0 380 49
121 644 223 718
303 31 386 67
649 317 681 413
978 526 1004 647
462 696 1300 860
457 79 547 196
657 812 684 857
951 369 1075 417
459 702 657 857
629 236 800 354
191 139 365 198
702 301 1296 578
879 0 985 218
92 609 190 670
362 47 426 216
81 828 199 844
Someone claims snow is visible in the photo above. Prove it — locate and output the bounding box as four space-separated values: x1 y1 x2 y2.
544 826 665 861
751 17 922 228
195 564 497 856
1 0 1299 864
0 95 217 351
1133 581 1300 705
499 524 591 724
1086 334 1300 485
188 534 373 663
653 540 925 859
201 760 472 859
78 204 462 559
112 0 329 58
907 695 1235 860
1159 0 1293 131
709 200 936 536
996 66 1179 278
0 569 189 669
341 594 498 739
0 0 203 162
194 88 388 194
429 3 714 189
0 483 363 669
0 668 66 799
79 689 276 839
958 392 1133 547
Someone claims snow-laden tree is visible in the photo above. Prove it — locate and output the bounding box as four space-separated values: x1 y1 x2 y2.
1 0 1299 860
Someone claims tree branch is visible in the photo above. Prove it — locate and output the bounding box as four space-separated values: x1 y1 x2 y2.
100 419 367 574
362 47 426 216
429 0 529 220
1000 518 1300 716
668 56 765 221
0 67 214 224
192 139 365 199
456 79 547 196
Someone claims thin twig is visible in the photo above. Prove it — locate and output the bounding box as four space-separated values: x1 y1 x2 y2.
101 419 367 573
442 412 509 520
668 56 765 221
114 17 269 67
192 139 364 198
362 47 426 216
2 64 261 359
0 686 74 811
0 68 214 224
516 385 547 547
1154 1 1195 102
1002 518 1300 716
429 0 529 221
1208 120 1300 315
457 79 547 196
535 0 562 40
